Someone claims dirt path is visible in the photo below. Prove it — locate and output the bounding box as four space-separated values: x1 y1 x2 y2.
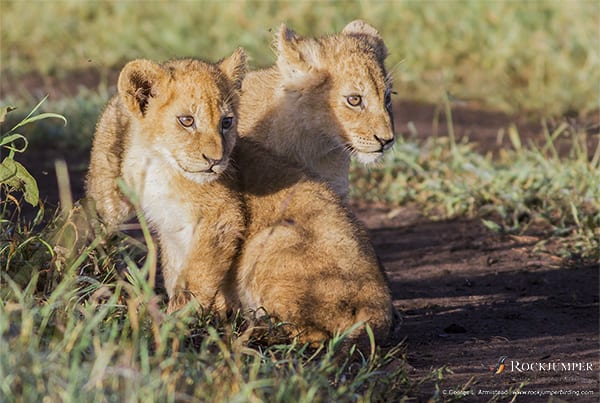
355 203 599 401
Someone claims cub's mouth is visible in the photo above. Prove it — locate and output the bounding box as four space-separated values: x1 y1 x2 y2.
180 163 226 174
177 158 229 183
345 132 394 165
346 142 387 164
160 148 228 183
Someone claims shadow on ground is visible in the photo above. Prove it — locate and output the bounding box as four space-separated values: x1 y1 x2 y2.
353 203 599 400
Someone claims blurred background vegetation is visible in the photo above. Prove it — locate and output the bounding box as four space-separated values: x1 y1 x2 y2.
1 0 599 116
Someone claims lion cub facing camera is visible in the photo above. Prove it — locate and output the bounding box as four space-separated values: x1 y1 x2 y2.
86 50 247 313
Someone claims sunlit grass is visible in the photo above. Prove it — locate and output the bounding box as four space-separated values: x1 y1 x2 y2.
351 119 600 260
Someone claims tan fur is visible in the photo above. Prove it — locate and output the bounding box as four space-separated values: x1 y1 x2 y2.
238 20 395 199
233 138 399 347
86 50 247 313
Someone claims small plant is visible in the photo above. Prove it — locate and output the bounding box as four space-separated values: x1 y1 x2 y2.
1 96 66 206
1 98 69 283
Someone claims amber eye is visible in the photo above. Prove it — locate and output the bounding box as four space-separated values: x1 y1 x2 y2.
346 95 362 107
220 116 234 132
177 116 195 128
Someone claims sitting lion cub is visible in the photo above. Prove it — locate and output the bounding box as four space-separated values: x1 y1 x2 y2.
233 138 400 347
86 50 247 313
239 20 396 199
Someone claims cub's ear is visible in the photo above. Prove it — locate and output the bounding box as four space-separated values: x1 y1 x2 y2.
275 24 324 89
342 20 388 62
117 59 164 118
218 47 247 91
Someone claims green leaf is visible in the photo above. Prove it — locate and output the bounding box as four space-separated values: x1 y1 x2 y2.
12 95 48 126
1 133 29 153
0 133 26 147
481 218 502 233
16 112 68 128
0 105 17 124
0 158 39 206
8 95 67 133
10 112 67 132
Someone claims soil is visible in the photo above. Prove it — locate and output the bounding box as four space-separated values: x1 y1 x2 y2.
357 203 599 402
4 73 600 401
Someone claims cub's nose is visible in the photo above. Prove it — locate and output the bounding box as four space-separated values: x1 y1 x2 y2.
202 154 223 172
374 134 395 151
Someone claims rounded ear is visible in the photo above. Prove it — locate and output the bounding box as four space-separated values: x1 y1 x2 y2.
275 24 314 73
274 24 324 87
117 59 164 118
218 47 248 90
342 20 388 61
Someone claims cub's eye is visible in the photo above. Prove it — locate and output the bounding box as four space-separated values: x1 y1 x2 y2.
220 116 234 131
346 95 362 108
177 116 195 128
384 92 392 108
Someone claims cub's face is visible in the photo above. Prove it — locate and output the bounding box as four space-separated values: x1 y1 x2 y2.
144 63 238 184
276 21 395 164
118 51 246 184
326 49 395 164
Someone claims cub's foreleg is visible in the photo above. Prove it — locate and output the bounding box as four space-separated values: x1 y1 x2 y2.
167 199 244 316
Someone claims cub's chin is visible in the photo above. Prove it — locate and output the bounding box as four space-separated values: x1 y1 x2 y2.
181 170 222 184
355 150 385 165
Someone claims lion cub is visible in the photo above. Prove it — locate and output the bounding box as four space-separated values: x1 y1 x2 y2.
86 50 247 313
233 138 399 347
239 20 396 199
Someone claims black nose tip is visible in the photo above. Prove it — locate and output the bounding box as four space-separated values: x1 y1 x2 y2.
374 134 394 150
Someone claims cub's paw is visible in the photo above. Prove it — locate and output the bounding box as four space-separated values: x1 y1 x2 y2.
166 290 193 314
166 288 229 320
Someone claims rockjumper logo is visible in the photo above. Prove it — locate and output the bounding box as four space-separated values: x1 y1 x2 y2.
491 357 594 374
511 361 594 372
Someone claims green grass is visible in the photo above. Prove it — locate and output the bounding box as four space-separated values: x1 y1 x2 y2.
2 0 599 115
0 238 418 402
0 227 426 402
351 115 600 260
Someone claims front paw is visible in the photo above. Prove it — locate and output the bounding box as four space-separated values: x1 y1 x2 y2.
166 290 193 314
166 290 229 318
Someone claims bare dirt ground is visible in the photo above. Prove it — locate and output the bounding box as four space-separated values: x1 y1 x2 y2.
7 78 600 401
356 203 598 401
